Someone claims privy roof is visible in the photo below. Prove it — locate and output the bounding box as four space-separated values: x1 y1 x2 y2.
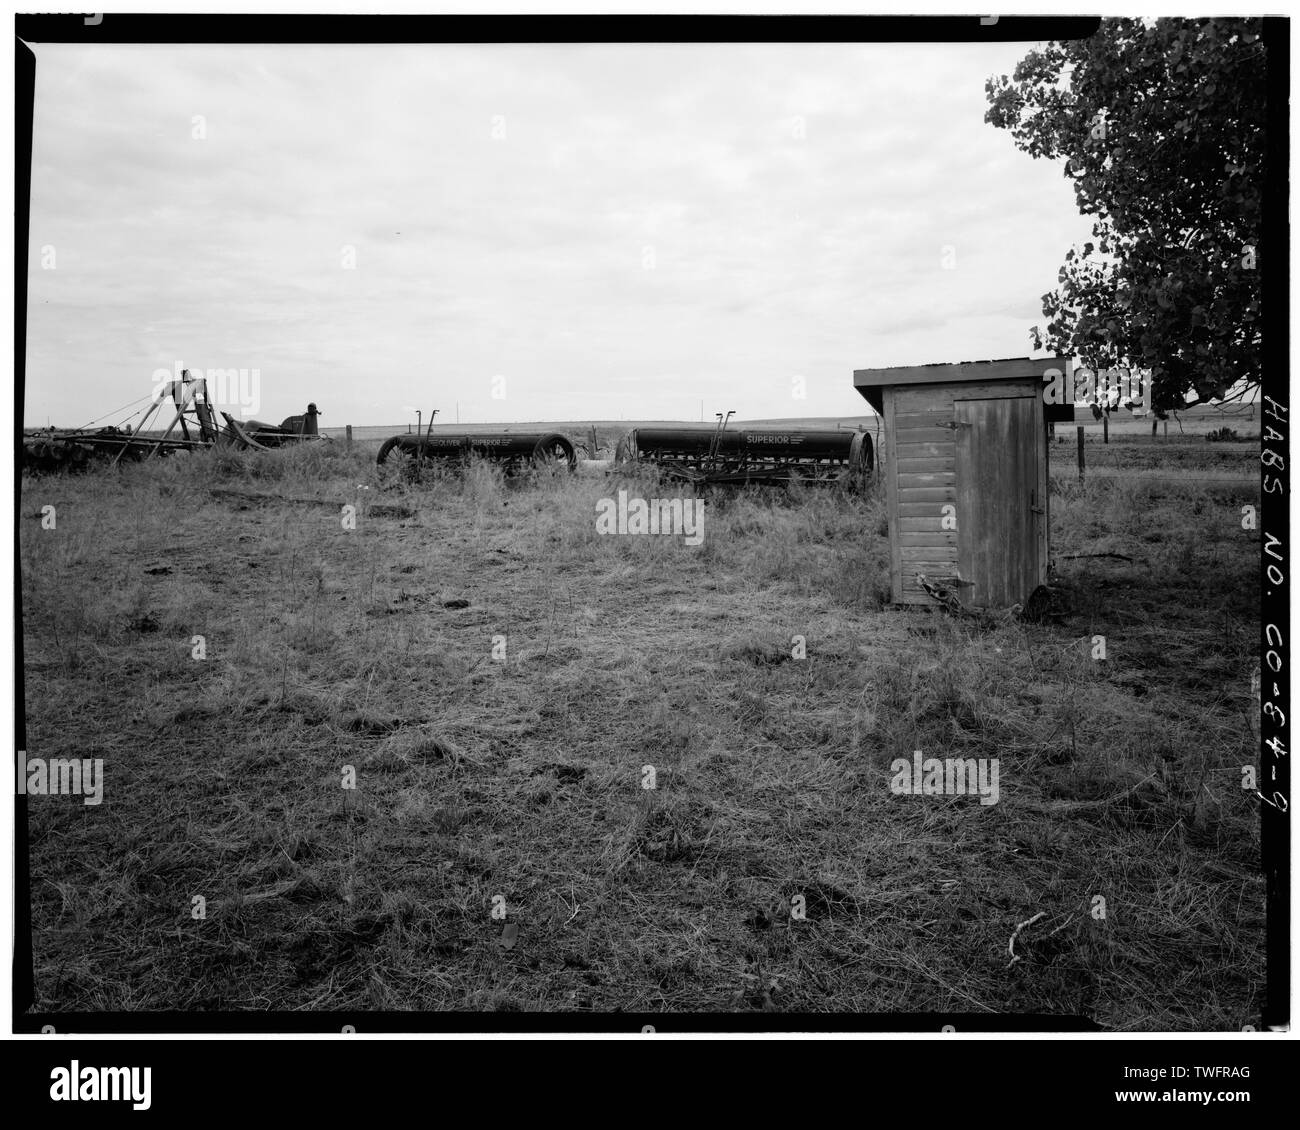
853 356 1070 413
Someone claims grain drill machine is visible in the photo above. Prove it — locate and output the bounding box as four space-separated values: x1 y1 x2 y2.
614 422 873 487
376 430 577 475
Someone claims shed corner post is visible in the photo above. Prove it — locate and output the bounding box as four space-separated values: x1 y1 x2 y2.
1039 400 1050 586
882 386 903 606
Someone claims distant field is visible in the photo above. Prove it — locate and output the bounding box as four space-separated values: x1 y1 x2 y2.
20 437 1263 1027
323 418 881 448
324 403 1259 446
325 407 1259 463
26 404 1259 448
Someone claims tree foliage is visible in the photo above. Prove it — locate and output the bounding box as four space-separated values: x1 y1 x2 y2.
985 18 1264 411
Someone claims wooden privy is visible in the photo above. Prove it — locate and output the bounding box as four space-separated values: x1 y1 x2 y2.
853 356 1074 610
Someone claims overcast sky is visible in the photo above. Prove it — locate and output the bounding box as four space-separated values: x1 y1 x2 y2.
24 41 1093 428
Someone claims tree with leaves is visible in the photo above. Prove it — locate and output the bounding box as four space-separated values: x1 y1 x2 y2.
985 17 1264 413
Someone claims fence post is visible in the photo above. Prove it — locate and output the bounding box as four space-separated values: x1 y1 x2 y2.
1077 426 1085 481
1103 413 1109 444
346 424 353 452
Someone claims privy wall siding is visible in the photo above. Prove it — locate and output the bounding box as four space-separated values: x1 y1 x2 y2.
885 377 1040 604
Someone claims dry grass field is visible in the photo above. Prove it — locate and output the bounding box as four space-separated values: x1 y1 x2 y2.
19 432 1264 1028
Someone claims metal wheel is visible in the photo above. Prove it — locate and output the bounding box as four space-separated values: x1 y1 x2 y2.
843 431 873 489
530 433 576 471
376 436 426 481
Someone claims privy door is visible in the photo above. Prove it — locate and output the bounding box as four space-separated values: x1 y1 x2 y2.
953 395 1042 609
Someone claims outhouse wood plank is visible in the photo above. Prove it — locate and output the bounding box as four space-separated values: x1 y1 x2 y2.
897 471 954 489
902 577 959 591
902 539 959 555
898 487 956 503
895 441 955 460
899 516 951 533
899 500 954 517
901 557 959 571
895 382 1037 414
899 532 959 548
897 457 956 474
893 427 957 444
902 570 956 584
894 412 956 430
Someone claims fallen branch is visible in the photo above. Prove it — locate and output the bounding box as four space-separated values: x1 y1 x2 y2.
1062 552 1135 562
1006 910 1046 968
1048 913 1077 937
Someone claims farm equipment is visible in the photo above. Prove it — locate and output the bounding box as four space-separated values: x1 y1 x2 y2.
22 371 325 472
375 430 577 475
614 423 873 487
220 402 322 450
23 425 147 473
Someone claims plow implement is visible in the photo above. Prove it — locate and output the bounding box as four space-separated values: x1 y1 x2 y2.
22 372 324 473
22 425 194 472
